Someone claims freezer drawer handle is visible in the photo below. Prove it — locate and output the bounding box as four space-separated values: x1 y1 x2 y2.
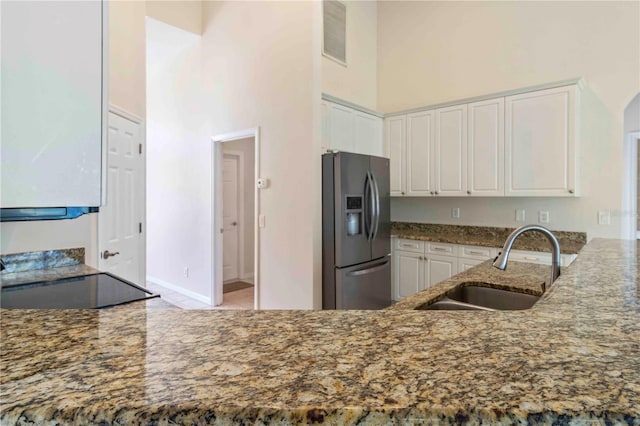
347 259 390 277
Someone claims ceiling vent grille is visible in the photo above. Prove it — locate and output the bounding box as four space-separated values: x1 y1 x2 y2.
323 0 346 65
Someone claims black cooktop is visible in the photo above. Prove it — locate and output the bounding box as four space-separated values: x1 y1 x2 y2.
0 273 159 309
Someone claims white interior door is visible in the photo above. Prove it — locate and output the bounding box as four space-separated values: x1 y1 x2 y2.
222 156 239 282
98 110 144 285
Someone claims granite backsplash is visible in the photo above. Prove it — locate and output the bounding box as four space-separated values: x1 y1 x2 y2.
0 248 85 274
391 222 587 254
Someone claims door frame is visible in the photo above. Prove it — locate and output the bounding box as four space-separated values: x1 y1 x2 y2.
211 128 260 309
98 104 146 285
222 150 245 283
622 131 640 239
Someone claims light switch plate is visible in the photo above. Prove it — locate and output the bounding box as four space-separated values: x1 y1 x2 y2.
515 209 525 222
259 214 266 228
598 210 611 225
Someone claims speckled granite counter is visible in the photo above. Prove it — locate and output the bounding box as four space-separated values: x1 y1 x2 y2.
2 239 639 425
0 264 99 287
392 222 587 254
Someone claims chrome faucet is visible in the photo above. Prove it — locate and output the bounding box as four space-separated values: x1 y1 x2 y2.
492 225 561 292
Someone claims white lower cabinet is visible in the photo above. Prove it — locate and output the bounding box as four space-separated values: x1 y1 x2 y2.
392 240 459 301
392 237 577 301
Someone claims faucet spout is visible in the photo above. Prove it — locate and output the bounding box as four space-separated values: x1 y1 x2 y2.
492 224 561 292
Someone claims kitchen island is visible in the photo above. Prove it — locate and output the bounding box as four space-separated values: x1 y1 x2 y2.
1 239 639 424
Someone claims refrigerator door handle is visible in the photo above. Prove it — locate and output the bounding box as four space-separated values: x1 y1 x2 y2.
363 172 371 240
346 257 390 277
370 171 381 241
365 171 376 241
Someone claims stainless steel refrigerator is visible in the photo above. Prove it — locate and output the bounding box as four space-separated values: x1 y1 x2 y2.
322 152 391 309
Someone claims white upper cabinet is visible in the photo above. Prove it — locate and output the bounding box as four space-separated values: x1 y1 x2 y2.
387 115 406 196
505 85 578 196
1 1 105 208
406 111 434 196
327 102 356 153
435 105 467 196
468 98 504 196
354 111 384 157
321 98 384 158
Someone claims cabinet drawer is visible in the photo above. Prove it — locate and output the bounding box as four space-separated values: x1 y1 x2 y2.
395 238 425 253
459 245 496 260
458 257 484 272
508 250 551 265
426 242 458 256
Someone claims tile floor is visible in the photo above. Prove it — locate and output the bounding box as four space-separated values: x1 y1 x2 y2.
146 281 254 310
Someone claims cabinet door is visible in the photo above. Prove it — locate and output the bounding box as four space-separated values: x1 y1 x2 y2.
457 258 484 273
354 111 383 157
505 85 577 196
1 1 104 207
435 105 467 196
321 101 331 152
425 254 457 288
393 250 423 300
386 116 406 196
328 102 355 153
468 98 504 196
406 111 434 196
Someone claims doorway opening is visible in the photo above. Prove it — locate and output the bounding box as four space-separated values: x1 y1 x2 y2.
212 129 260 309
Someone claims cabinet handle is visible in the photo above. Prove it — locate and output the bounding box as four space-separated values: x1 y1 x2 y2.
467 190 471 195
401 191 405 195
524 256 539 261
430 191 434 195
468 251 484 255
432 247 447 252
401 243 416 247
434 191 439 195
568 189 574 194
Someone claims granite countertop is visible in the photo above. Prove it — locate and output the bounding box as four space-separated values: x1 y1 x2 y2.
391 222 587 254
0 264 100 287
2 239 639 424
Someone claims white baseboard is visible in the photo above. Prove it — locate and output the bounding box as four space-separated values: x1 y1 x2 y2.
146 275 211 305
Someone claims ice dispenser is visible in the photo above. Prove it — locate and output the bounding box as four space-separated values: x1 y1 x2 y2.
345 196 362 236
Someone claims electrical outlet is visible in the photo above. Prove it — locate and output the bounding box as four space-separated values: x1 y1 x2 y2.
539 211 550 224
183 267 189 278
515 209 526 222
598 210 611 225
452 208 460 219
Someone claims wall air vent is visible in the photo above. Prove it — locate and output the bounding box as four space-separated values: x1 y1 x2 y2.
323 0 347 65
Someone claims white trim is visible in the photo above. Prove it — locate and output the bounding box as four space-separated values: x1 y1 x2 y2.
109 104 144 124
622 131 640 239
146 275 211 305
321 93 383 118
222 149 245 282
211 127 260 310
384 78 585 118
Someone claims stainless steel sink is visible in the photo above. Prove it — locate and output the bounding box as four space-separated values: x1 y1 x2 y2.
415 284 540 311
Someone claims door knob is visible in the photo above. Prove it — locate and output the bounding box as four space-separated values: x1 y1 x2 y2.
102 250 120 259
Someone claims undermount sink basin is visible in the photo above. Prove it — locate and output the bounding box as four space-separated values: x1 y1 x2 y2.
415 284 541 311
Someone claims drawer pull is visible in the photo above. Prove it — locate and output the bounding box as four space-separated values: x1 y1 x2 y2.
468 251 484 255
432 247 448 252
401 243 416 247
524 256 539 261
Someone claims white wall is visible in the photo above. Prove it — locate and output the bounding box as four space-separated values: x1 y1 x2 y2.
223 138 255 279
145 18 212 300
146 0 202 35
322 0 377 110
202 1 322 309
379 1 640 239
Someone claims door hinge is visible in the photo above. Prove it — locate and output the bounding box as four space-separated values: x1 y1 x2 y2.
139 222 142 234
139 144 142 154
